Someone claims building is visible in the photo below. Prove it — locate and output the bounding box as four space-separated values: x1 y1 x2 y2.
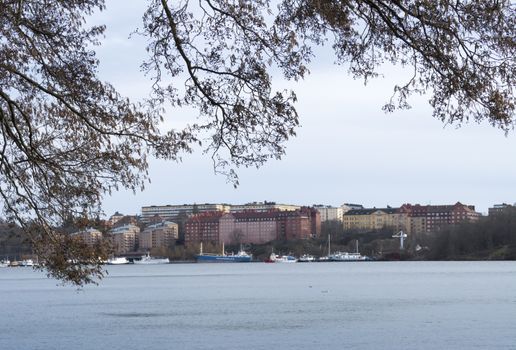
109 224 139 254
343 207 405 232
141 204 230 223
313 205 344 222
186 207 321 245
400 202 480 233
72 228 102 246
219 211 278 244
230 202 300 213
341 203 364 213
107 212 125 227
488 203 516 216
139 221 179 250
342 202 480 235
184 212 225 245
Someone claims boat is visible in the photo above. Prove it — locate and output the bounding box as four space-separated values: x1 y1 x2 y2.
274 255 297 263
133 253 169 265
329 252 368 261
20 259 34 267
106 257 129 265
328 239 368 262
196 242 252 263
0 259 10 268
298 254 315 262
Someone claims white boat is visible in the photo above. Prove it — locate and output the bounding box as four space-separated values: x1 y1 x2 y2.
20 259 34 267
328 238 368 262
274 255 297 263
0 259 10 268
298 254 315 262
134 253 169 265
329 252 368 261
106 257 129 265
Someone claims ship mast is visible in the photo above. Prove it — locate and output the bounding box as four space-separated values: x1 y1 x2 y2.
327 234 331 257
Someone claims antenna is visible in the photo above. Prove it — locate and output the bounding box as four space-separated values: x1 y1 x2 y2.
392 230 408 250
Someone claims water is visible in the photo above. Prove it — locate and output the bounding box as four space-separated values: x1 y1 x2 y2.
1 262 515 350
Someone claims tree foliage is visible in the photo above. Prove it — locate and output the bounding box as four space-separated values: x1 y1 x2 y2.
1 0 514 285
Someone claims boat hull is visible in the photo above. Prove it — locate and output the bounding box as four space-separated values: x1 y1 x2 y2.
196 255 252 263
134 258 169 265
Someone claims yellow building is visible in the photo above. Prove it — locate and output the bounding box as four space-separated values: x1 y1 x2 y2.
72 228 103 246
343 208 408 232
139 221 178 250
109 224 140 254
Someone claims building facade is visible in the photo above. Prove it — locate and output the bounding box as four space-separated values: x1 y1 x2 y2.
343 208 405 232
185 207 321 246
184 212 225 245
141 204 230 223
109 224 139 254
343 202 480 234
400 202 480 233
229 202 300 213
139 221 178 250
488 203 516 216
72 228 103 246
313 205 344 222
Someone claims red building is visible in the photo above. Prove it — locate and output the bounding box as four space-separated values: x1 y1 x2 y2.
400 202 480 233
184 211 225 245
185 207 321 245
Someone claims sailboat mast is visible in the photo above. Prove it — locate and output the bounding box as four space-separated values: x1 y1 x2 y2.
222 242 225 256
328 234 331 256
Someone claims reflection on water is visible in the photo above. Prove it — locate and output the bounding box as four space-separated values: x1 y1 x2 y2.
1 262 516 350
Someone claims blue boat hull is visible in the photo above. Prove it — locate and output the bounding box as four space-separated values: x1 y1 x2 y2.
196 255 252 263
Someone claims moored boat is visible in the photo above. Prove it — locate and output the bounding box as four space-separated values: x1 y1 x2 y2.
274 255 297 263
20 259 34 267
0 259 10 268
328 252 368 261
196 242 252 263
106 257 129 265
298 254 315 262
134 253 169 265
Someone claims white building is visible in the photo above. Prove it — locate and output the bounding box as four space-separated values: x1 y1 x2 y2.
141 204 230 222
230 202 300 213
313 205 344 222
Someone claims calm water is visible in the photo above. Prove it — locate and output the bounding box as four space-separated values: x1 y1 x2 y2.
1 262 515 350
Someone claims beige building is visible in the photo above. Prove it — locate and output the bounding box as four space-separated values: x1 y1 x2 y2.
110 224 139 254
139 221 178 250
72 228 103 246
343 208 408 232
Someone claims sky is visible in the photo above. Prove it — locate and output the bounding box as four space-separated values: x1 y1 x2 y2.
91 1 516 216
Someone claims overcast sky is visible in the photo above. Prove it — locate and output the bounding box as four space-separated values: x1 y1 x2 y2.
91 1 516 216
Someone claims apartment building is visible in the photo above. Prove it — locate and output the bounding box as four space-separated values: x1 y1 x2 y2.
109 224 139 254
488 203 516 216
185 207 321 245
230 202 300 213
313 205 343 222
343 202 480 235
343 207 405 232
139 221 178 250
141 204 230 223
72 228 102 246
